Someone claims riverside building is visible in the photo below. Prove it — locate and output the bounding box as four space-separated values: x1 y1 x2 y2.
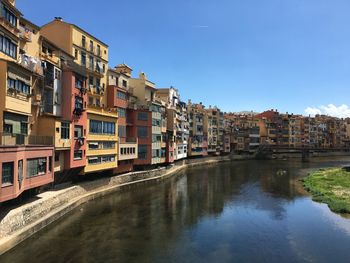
0 0 54 202
41 17 118 175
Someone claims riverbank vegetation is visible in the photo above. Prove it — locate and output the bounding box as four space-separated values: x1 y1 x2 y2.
302 167 350 213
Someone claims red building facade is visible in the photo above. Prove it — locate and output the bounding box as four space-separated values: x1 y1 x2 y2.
61 65 88 171
0 145 54 202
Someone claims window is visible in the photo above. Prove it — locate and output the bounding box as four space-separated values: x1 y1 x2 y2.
97 45 101 56
81 52 86 66
82 35 86 47
89 120 115 135
27 158 47 178
138 112 148 121
89 40 93 52
74 125 83 138
89 76 94 86
75 96 83 110
48 157 52 173
152 134 161 143
88 142 99 149
90 120 102 134
75 77 83 89
122 80 127 88
88 155 115 165
54 69 60 81
118 125 126 138
0 35 17 58
152 149 159 158
74 49 78 59
61 122 70 139
42 45 52 56
16 79 30 94
96 98 101 107
101 155 115 163
7 77 15 90
102 142 115 149
3 7 17 27
117 108 126 118
89 55 94 70
20 122 28 135
152 118 161 126
2 162 14 186
103 121 115 134
74 150 83 160
117 91 127 100
96 59 101 72
54 152 60 162
7 77 30 94
137 126 148 138
18 160 23 181
138 145 147 159
4 123 12 133
88 96 94 106
96 78 101 92
88 142 115 150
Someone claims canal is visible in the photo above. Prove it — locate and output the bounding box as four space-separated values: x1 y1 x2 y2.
2 158 350 263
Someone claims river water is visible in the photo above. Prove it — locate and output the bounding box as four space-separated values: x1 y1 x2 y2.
2 158 350 263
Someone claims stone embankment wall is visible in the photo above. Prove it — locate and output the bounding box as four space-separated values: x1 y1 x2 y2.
0 155 231 255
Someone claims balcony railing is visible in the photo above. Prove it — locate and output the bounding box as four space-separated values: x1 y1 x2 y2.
0 133 54 146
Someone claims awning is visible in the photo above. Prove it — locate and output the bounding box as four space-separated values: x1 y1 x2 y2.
8 71 31 85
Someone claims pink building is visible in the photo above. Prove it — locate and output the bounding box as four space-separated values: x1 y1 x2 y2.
61 63 88 172
0 141 54 203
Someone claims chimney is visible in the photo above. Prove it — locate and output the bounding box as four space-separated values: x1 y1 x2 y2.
139 72 146 80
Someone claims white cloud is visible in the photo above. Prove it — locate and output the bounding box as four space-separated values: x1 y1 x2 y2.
305 104 350 118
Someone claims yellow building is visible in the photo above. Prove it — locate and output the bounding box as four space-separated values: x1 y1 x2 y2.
0 0 54 202
0 2 27 131
41 18 118 174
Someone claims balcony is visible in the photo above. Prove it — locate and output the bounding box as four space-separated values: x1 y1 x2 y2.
19 54 43 76
73 107 84 116
119 139 138 161
19 25 32 42
88 85 104 95
0 133 53 146
0 17 19 38
79 87 87 95
76 137 85 146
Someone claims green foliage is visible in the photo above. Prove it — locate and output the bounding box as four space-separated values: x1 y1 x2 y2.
303 168 350 214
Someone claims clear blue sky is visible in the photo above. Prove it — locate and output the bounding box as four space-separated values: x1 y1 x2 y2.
17 0 350 114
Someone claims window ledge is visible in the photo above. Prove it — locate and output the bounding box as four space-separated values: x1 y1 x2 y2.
1 183 13 188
